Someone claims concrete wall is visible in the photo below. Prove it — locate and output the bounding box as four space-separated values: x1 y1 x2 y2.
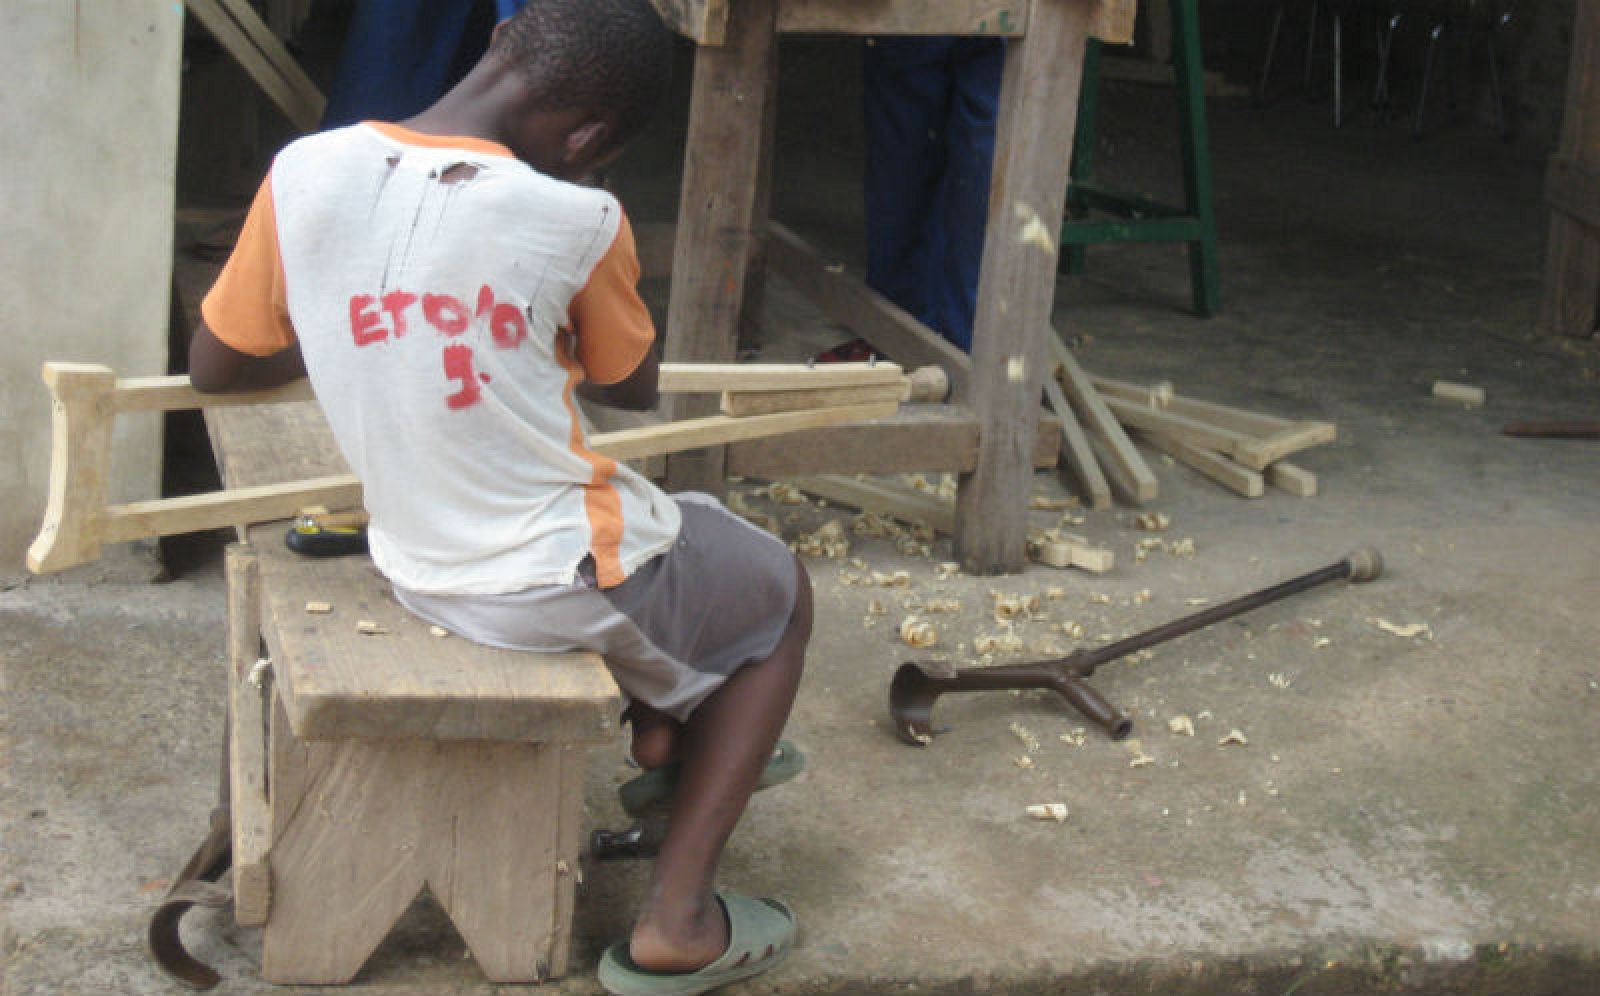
0 2 184 577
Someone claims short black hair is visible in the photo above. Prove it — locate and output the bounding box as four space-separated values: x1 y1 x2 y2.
491 0 674 147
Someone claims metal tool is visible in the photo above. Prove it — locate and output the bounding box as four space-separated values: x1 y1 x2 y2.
284 510 369 557
889 547 1383 746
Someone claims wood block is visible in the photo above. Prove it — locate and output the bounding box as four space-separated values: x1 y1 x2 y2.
226 545 272 927
1027 532 1115 573
1431 380 1487 405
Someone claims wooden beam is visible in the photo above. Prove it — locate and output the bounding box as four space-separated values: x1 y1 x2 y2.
1266 460 1318 497
765 223 974 401
726 404 1060 479
776 0 1029 36
790 475 957 535
662 361 902 393
596 400 900 462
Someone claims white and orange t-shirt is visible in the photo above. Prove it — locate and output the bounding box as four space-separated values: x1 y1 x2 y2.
203 122 681 594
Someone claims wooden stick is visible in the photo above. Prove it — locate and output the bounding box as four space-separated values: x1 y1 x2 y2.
721 382 906 417
1049 339 1158 503
1137 431 1264 498
1042 371 1111 509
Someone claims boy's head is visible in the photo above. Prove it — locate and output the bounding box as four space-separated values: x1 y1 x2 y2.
488 0 673 177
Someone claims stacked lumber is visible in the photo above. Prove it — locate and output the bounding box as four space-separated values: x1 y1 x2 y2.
1043 334 1336 505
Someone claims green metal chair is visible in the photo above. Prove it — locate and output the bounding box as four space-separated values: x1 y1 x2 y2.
1060 0 1220 317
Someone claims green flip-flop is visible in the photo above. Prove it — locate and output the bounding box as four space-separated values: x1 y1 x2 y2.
617 740 805 819
597 892 796 996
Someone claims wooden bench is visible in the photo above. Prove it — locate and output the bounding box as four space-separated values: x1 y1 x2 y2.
206 393 621 985
27 359 921 984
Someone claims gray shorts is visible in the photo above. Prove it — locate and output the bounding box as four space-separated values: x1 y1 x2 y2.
393 492 800 721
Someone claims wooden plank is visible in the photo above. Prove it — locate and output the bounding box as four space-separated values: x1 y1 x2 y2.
765 222 974 402
1137 430 1264 497
776 0 1029 36
184 0 325 131
1051 340 1159 502
1235 421 1338 468
661 0 779 491
253 527 620 743
721 382 905 416
99 475 363 546
1042 372 1112 509
1089 373 1337 466
790 475 957 534
226 544 272 927
955 1 1095 573
650 0 731 44
1266 460 1318 497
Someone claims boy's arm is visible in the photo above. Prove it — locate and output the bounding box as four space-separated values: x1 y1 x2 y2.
189 318 306 393
578 345 658 411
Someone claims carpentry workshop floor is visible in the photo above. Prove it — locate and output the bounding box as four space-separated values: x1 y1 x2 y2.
6 48 1600 996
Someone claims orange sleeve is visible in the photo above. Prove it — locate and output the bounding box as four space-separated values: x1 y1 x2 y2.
569 214 656 386
200 175 296 357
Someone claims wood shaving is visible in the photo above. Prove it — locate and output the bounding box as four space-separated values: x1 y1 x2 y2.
356 620 387 635
934 561 962 580
1044 586 1066 600
974 628 1024 655
1010 722 1041 752
1167 715 1195 737
1134 512 1171 532
899 616 938 648
1268 672 1292 689
1056 620 1085 639
1369 617 1434 640
1029 495 1080 511
872 570 912 588
1014 755 1035 769
1218 729 1249 746
790 519 849 559
766 482 809 505
1026 802 1069 822
922 598 962 614
305 600 333 614
429 625 450 638
1059 728 1088 747
991 591 1040 622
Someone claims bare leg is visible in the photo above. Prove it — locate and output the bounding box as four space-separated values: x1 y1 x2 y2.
624 702 683 771
627 557 812 972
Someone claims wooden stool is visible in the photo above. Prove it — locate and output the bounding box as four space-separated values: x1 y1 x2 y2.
226 539 620 985
1060 0 1221 317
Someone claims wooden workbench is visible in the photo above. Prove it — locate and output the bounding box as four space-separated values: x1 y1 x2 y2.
650 0 1133 574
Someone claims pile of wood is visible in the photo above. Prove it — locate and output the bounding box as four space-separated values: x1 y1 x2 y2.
1045 337 1336 508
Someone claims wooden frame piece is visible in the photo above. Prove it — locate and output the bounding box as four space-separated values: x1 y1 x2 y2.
1136 430 1264 497
1042 373 1112 509
26 362 911 573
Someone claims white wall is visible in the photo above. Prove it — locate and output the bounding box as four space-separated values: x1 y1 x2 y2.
0 1 184 576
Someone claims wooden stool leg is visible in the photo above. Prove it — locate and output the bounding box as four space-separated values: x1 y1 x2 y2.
1172 0 1221 316
262 718 579 984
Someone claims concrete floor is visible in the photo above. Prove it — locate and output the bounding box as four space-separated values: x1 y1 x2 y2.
5 46 1600 996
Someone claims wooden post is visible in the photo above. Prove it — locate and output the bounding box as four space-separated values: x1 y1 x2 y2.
1540 0 1600 338
662 0 780 493
956 0 1095 573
